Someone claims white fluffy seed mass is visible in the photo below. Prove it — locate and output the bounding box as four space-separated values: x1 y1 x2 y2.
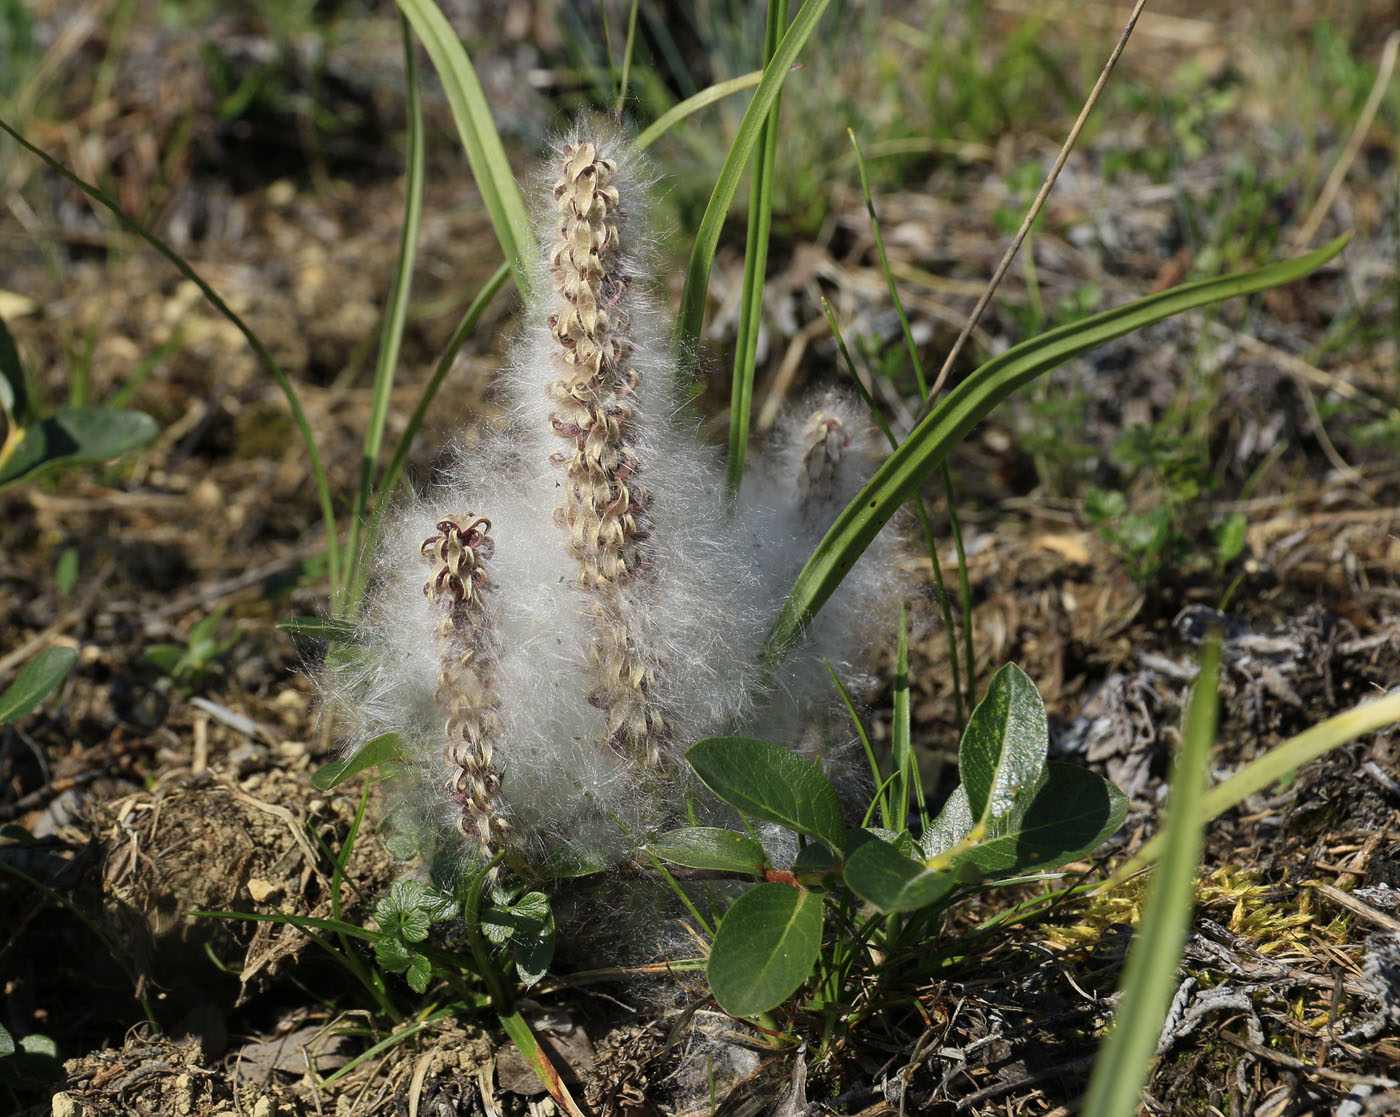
322 127 918 872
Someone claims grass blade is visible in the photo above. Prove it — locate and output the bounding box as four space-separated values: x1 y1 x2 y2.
1081 639 1220 1117
344 15 425 604
725 0 787 497
395 0 533 299
612 0 640 117
378 262 511 502
675 0 833 357
632 70 764 152
759 235 1348 666
1108 686 1400 885
845 138 981 714
498 1008 589 1117
825 660 883 827
820 295 965 728
892 605 915 831
849 129 925 398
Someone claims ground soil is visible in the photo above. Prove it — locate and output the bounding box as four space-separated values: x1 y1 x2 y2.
3 2 1399 1114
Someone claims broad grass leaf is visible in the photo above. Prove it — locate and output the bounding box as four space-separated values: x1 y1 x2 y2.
0 407 157 488
687 737 847 852
648 827 768 875
1081 641 1221 1117
958 663 1047 829
313 732 405 791
760 236 1349 665
844 836 957 913
708 883 822 1017
675 0 834 355
395 0 532 297
954 763 1127 876
0 646 77 725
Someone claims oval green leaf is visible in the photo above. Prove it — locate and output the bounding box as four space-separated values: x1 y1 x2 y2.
844 836 957 914
312 732 405 791
0 646 78 725
686 737 847 852
648 827 768 875
959 663 1047 828
0 407 158 488
955 763 1128 876
708 882 822 1017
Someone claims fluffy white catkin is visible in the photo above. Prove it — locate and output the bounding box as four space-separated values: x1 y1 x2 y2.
325 127 918 872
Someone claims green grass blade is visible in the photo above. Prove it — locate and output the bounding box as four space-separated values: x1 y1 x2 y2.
1081 639 1220 1117
725 0 787 497
0 858 158 1028
1109 686 1400 885
319 1008 455 1088
760 235 1349 666
892 605 914 831
0 115 342 593
846 136 979 711
825 660 884 828
344 16 426 605
942 467 976 706
613 0 640 117
849 129 926 398
498 1009 590 1117
396 0 533 299
819 295 964 727
675 0 833 357
632 70 764 152
378 262 511 502
342 262 511 609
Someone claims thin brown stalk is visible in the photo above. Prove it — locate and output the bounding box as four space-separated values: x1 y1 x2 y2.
918 0 1151 416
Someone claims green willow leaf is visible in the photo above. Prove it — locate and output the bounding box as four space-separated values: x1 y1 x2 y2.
708 883 822 1017
760 235 1350 666
958 663 1047 830
955 763 1127 876
687 737 847 853
0 646 78 725
395 0 533 299
277 616 363 644
0 407 157 489
648 827 768 875
843 836 957 914
313 732 405 791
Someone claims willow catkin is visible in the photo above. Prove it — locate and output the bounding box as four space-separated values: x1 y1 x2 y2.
544 140 668 768
421 513 512 860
